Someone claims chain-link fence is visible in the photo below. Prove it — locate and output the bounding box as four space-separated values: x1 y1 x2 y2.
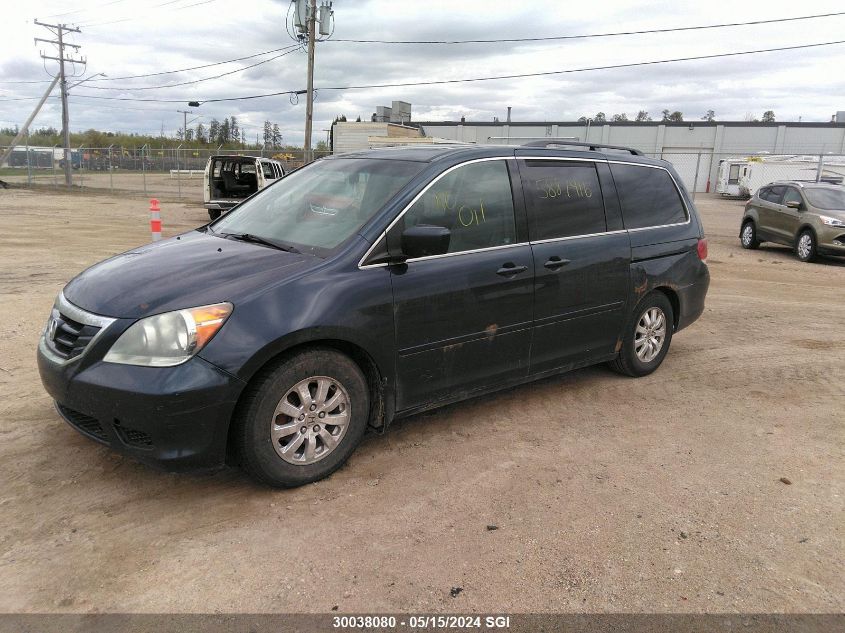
2 145 843 202
0 146 330 200
646 152 845 199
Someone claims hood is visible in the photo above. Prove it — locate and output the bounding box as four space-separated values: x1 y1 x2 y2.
63 230 317 318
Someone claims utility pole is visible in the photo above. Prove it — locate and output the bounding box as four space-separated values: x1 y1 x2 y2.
35 20 83 189
303 0 317 164
177 109 193 140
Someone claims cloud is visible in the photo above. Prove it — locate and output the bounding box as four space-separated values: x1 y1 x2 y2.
2 0 845 142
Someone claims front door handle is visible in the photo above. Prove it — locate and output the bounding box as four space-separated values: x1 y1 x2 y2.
496 263 528 276
544 256 571 270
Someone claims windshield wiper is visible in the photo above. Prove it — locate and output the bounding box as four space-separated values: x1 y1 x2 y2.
221 232 301 253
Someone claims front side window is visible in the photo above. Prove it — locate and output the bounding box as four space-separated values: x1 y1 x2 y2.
212 158 424 254
610 164 688 229
520 160 606 240
400 160 517 254
781 187 802 207
761 186 785 203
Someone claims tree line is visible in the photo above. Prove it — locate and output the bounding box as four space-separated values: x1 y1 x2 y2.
577 110 777 123
1 118 295 151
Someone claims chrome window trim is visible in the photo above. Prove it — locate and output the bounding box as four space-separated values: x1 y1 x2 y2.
530 229 628 246
39 291 117 366
390 241 525 264
357 155 693 269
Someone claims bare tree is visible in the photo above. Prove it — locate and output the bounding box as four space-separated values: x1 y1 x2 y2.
701 110 716 122
635 110 651 122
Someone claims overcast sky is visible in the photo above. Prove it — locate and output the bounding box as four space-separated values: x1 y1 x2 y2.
2 0 845 146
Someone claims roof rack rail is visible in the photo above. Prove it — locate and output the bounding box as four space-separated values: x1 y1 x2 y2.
521 139 643 156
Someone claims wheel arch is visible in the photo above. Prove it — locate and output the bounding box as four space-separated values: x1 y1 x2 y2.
225 336 390 466
796 223 818 242
739 212 759 237
652 286 680 331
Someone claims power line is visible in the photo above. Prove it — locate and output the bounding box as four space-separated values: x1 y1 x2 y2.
6 38 845 105
329 11 845 44
77 0 219 27
0 42 296 85
76 48 298 90
5 10 842 86
39 0 132 20
61 38 845 104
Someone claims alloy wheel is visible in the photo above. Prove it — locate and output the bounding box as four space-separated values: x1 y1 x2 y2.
635 307 667 363
270 376 350 465
797 233 813 260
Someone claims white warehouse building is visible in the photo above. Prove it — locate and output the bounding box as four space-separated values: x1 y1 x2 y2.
415 120 845 193
333 117 845 193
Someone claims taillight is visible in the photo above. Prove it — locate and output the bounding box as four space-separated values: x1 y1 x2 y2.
697 238 708 262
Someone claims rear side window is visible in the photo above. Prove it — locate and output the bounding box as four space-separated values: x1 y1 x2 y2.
261 162 274 178
520 161 606 239
610 164 688 229
402 160 516 254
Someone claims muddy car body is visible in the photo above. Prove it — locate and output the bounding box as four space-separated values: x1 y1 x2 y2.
38 142 709 487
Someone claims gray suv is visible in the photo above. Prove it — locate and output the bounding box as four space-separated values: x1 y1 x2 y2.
740 181 845 262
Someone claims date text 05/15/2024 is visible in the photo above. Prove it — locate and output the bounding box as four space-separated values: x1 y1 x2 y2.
332 615 511 629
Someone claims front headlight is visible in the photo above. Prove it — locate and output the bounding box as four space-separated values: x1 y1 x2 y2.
103 302 233 367
820 215 845 228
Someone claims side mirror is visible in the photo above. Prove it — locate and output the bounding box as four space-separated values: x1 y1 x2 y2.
401 225 451 259
785 200 802 210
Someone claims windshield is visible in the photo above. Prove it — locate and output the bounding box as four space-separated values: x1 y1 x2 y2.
211 158 424 253
803 187 845 210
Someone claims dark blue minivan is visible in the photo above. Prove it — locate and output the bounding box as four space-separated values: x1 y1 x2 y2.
37 142 709 487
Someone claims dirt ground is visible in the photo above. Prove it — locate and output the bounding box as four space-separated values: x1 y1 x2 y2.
0 186 842 614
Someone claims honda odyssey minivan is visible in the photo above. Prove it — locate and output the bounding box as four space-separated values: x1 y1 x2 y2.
38 142 709 488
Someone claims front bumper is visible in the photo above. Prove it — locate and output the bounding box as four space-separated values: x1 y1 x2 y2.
818 226 845 256
38 337 246 472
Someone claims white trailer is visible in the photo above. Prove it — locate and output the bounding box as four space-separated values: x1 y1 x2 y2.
716 156 844 198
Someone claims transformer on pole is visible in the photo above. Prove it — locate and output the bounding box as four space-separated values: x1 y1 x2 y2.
292 0 333 163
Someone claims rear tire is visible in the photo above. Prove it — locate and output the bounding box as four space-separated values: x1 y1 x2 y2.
740 220 760 249
609 292 674 378
795 229 817 262
235 348 370 488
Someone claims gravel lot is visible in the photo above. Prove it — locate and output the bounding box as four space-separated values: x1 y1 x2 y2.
0 185 842 613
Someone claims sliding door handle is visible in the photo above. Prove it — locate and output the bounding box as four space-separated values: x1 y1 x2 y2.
544 256 571 270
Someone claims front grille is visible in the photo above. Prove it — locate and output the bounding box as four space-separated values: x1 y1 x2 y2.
57 404 108 442
113 420 154 449
48 312 101 360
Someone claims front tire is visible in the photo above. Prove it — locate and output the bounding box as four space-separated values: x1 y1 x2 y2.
208 209 222 221
235 348 370 488
795 229 817 262
609 292 674 377
740 220 760 249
